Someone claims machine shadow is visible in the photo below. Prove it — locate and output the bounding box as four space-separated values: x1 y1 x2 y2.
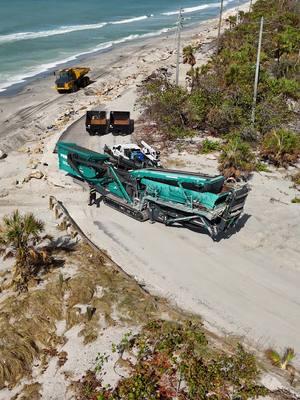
213 213 252 242
170 213 251 242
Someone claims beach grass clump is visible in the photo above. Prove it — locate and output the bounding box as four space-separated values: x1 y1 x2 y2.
0 282 63 388
18 382 42 400
265 347 296 383
0 238 189 390
260 129 300 167
199 138 222 154
218 136 256 179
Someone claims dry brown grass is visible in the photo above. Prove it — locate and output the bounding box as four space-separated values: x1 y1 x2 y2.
0 242 191 390
12 382 42 400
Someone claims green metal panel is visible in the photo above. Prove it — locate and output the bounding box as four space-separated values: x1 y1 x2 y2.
131 168 224 188
57 141 109 181
141 178 227 209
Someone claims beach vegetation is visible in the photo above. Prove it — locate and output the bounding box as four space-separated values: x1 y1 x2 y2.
137 0 300 174
183 45 196 68
255 162 271 173
218 136 256 179
0 242 188 390
199 138 222 153
265 347 296 383
74 319 268 399
0 210 52 292
260 129 300 167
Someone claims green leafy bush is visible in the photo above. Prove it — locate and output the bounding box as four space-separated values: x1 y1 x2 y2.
137 0 299 153
80 320 268 399
138 76 196 139
200 139 221 153
218 136 256 179
260 129 300 166
291 197 300 204
267 78 300 100
255 96 292 134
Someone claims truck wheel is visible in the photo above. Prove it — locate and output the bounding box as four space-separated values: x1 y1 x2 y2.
82 76 90 87
129 119 134 134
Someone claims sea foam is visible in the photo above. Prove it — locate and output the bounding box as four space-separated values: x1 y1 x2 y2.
0 15 153 44
162 0 234 16
0 27 172 93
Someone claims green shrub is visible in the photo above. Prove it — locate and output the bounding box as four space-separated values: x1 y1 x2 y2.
219 136 256 179
206 103 245 133
260 129 300 166
137 0 299 147
89 320 268 399
200 139 221 153
291 197 300 204
256 162 271 172
255 97 291 134
267 78 300 99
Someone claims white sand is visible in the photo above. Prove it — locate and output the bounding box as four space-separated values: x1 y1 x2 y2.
1 2 300 397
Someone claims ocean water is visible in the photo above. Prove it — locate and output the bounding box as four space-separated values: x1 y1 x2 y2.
0 0 241 93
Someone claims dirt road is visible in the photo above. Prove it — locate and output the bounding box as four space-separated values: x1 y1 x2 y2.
60 94 300 365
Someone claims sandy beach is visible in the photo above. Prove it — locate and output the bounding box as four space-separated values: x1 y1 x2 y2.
0 1 300 397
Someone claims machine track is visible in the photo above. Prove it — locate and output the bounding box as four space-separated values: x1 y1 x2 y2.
103 195 149 222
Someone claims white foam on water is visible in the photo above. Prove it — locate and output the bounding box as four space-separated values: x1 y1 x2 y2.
0 27 173 93
0 22 108 44
162 0 234 16
111 15 149 25
0 14 153 44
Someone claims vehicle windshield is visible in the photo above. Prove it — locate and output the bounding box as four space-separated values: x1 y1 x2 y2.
56 71 72 84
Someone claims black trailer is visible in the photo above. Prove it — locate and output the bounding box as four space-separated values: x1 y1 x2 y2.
110 111 134 135
86 111 109 136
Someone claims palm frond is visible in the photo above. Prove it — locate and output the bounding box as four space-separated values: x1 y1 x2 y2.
265 348 282 367
282 348 296 365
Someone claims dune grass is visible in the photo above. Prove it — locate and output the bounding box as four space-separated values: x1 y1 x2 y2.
0 242 188 390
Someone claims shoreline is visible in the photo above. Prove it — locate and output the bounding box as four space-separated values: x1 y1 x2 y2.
0 6 232 153
0 1 247 98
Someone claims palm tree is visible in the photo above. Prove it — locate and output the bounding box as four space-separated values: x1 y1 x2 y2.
226 15 237 30
183 45 196 68
186 66 201 91
0 210 51 291
265 347 296 384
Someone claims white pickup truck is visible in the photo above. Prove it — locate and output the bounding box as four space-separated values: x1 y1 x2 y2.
104 142 161 169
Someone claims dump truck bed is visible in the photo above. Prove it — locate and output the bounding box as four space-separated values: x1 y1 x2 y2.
72 67 90 79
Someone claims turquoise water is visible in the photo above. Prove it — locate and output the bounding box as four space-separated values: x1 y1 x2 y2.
0 0 241 93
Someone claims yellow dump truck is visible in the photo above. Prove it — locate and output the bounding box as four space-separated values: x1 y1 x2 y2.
54 67 90 93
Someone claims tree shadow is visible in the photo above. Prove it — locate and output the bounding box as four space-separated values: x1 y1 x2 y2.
45 235 78 253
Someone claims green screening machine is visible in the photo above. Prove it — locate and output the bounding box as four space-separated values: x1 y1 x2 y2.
57 142 250 238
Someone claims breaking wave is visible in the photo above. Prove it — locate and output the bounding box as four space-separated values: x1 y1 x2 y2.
162 0 234 16
0 15 153 44
0 27 172 93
